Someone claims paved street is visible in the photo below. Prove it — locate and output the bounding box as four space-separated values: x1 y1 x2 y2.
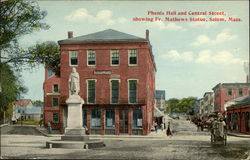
1 119 250 159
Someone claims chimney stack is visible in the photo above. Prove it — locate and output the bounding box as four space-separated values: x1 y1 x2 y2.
68 31 73 38
146 29 149 41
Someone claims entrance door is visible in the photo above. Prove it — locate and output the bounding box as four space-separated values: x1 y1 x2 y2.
119 109 128 134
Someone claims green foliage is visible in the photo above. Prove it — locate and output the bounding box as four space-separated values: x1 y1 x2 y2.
0 0 49 66
27 41 60 68
33 100 44 106
0 62 27 112
166 97 197 113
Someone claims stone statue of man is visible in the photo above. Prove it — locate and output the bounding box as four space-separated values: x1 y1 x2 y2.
69 67 80 95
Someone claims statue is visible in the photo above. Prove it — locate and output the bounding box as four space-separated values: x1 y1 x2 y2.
69 67 80 95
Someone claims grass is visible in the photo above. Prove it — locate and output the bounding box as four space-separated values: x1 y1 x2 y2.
16 120 40 125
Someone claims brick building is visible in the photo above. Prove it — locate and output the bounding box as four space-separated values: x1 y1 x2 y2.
44 29 156 135
226 96 250 134
212 83 250 114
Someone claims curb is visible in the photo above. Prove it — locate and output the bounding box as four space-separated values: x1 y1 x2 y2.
227 132 250 138
0 123 9 128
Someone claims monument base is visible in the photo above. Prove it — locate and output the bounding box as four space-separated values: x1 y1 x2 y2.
46 139 105 149
64 128 86 135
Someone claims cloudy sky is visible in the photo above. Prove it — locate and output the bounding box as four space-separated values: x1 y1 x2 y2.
19 1 249 101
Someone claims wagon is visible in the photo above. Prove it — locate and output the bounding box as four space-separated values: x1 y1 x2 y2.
210 121 227 145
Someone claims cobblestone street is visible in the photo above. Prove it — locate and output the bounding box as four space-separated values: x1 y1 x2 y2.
1 118 250 159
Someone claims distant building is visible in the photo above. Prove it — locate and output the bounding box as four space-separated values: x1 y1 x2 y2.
190 101 200 115
212 83 250 113
202 92 214 114
12 99 42 121
155 90 166 111
226 96 250 134
199 98 204 115
43 29 156 135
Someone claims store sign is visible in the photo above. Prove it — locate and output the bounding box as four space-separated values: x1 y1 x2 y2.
94 71 111 75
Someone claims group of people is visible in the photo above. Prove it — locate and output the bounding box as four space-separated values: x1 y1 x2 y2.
154 121 172 136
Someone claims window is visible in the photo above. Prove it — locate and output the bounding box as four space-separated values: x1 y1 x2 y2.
82 109 87 127
129 80 137 103
53 113 59 123
111 80 119 104
128 49 137 65
48 69 55 77
111 50 119 65
87 50 96 66
91 109 101 127
52 97 59 106
87 80 96 104
238 88 243 96
227 89 232 96
53 84 59 93
105 110 115 128
69 51 78 66
133 109 142 128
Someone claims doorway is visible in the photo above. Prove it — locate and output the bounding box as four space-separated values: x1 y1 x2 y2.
119 109 128 134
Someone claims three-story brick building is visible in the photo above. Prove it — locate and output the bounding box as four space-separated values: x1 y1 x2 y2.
44 29 156 135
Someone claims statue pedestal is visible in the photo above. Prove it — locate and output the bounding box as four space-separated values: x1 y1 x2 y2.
62 95 89 141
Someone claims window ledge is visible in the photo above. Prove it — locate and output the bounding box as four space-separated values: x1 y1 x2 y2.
128 64 138 67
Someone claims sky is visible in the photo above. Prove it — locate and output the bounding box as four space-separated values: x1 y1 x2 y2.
19 0 249 101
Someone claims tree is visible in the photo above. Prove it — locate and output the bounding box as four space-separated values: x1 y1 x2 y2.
166 97 197 113
0 62 27 123
33 100 44 106
0 0 49 66
27 41 60 68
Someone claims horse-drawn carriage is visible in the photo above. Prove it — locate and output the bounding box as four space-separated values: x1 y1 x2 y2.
210 120 227 145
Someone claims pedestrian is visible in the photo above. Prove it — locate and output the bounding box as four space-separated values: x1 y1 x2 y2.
166 122 172 136
47 122 52 134
39 119 43 127
154 122 158 133
160 123 164 131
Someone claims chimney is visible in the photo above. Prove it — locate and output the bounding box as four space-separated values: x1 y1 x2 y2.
146 29 149 41
68 31 73 38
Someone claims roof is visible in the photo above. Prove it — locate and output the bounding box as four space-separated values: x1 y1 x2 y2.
212 83 250 90
227 95 250 109
13 99 32 107
154 106 165 117
155 90 166 100
58 29 146 44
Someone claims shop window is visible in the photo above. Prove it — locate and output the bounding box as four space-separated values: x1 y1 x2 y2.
105 110 115 128
111 80 119 104
69 51 78 66
91 109 101 127
87 80 96 104
53 113 59 123
128 49 137 65
111 50 119 65
133 109 142 128
227 89 232 96
129 80 137 103
238 88 243 96
87 50 96 66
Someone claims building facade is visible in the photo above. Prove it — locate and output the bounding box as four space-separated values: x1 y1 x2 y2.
202 92 214 114
226 96 250 134
212 83 250 114
44 29 156 135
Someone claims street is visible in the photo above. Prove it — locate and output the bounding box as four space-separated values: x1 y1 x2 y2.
1 119 250 159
